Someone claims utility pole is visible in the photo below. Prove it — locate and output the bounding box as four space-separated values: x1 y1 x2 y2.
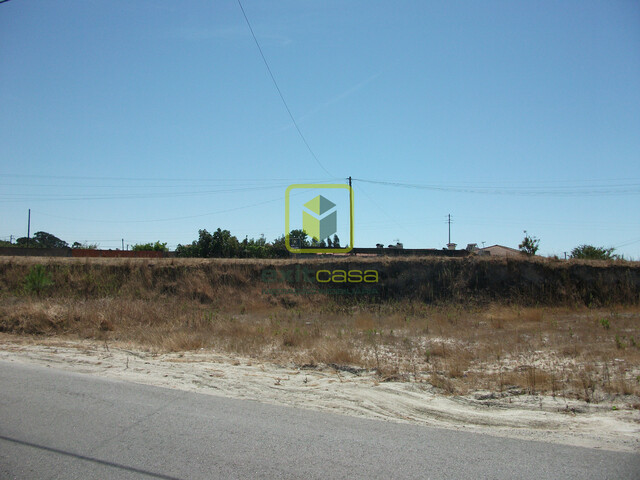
122 238 124 251
27 209 31 247
448 214 451 245
348 176 353 250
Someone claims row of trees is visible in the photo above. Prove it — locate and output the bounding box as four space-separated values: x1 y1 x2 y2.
0 231 151 251
1 229 621 260
174 228 342 258
0 231 79 249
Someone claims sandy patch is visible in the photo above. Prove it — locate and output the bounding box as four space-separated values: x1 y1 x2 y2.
1 334 638 453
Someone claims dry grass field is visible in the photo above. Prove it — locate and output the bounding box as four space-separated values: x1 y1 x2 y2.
1 256 639 404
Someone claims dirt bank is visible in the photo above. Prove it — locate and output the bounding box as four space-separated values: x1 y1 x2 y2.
1 335 638 453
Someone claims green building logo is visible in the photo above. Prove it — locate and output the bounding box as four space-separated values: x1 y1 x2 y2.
303 195 337 242
285 184 353 254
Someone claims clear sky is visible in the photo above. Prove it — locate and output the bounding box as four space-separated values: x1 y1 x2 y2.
1 0 639 257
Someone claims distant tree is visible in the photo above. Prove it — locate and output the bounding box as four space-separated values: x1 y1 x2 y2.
268 235 290 258
241 236 269 258
519 231 540 256
176 229 239 258
131 241 168 252
288 229 310 248
72 241 98 249
332 234 340 248
211 228 240 257
15 237 29 247
175 243 197 257
177 229 294 258
16 231 68 248
310 238 326 248
571 245 618 260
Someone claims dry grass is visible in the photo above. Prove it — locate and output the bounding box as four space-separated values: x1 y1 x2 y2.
1 256 639 403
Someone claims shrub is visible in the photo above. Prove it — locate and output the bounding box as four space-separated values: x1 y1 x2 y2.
131 241 168 252
571 245 618 260
24 264 53 296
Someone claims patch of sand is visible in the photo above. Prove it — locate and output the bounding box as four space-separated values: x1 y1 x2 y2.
1 334 638 453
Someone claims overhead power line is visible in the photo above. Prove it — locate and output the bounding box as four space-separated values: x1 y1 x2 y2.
352 178 640 196
236 0 335 178
0 184 292 203
30 185 316 224
0 173 331 183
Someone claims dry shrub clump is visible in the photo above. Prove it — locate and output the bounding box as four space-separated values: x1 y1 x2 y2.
1 256 639 402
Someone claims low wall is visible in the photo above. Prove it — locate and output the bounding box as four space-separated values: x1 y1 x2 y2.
71 249 165 258
350 248 469 257
0 247 71 257
0 247 167 258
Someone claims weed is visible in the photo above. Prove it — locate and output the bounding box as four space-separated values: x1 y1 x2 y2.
24 264 53 296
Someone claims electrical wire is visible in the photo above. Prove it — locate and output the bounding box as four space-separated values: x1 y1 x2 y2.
614 237 640 249
0 184 291 202
236 0 336 178
352 178 640 196
0 173 332 183
30 185 315 224
0 177 339 203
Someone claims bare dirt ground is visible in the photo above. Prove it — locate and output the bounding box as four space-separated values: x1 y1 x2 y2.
2 333 638 453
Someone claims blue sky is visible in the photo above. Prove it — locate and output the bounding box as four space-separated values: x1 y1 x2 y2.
1 0 639 257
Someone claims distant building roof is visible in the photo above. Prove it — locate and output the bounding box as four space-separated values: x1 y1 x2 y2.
479 245 524 257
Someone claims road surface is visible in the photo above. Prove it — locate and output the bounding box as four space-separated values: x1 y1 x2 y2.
0 360 638 479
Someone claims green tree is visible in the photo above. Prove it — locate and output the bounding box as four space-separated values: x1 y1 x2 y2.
131 241 168 252
310 238 327 248
571 244 617 260
177 229 292 258
519 231 540 256
240 236 269 258
268 235 289 258
288 229 309 248
175 242 197 257
176 229 239 258
16 231 68 248
211 228 240 257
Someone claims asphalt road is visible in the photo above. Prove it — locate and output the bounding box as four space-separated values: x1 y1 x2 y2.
0 360 638 479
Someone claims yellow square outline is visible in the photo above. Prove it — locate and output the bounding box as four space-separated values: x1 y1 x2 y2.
285 184 354 254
